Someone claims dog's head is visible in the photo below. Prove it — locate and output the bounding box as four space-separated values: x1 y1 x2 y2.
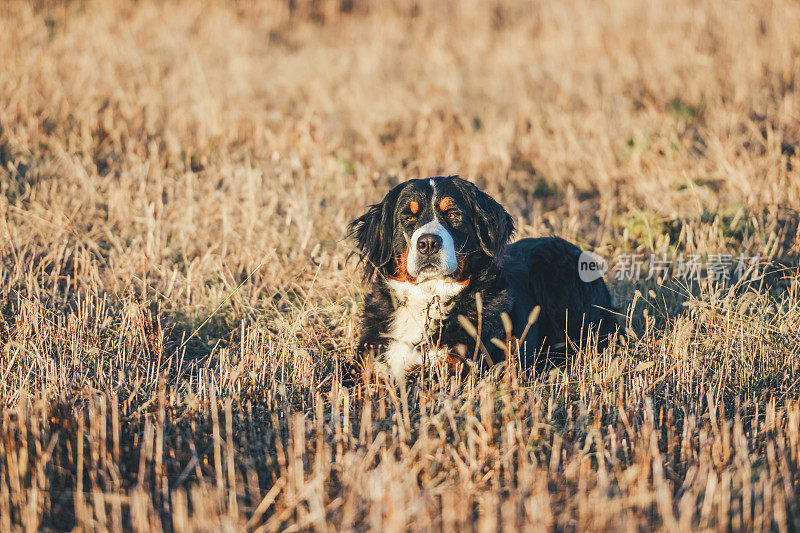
348 176 515 283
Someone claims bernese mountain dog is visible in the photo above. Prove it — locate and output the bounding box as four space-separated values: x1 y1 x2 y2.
348 175 620 382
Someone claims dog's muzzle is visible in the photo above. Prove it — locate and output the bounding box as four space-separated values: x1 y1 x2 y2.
407 219 458 279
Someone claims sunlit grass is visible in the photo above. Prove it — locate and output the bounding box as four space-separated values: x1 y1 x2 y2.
1 0 800 530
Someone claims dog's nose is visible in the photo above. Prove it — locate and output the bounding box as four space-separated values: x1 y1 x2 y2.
416 233 442 256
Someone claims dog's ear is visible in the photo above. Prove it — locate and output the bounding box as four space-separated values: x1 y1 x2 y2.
469 182 515 260
348 183 404 281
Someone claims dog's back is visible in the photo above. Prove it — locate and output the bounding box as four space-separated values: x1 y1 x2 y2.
503 237 621 370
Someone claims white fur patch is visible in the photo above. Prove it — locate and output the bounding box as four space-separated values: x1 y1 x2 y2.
381 278 466 380
406 216 458 278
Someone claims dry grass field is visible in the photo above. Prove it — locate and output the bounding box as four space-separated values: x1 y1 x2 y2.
2 0 800 530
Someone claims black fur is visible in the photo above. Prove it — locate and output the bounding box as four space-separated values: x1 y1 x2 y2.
457 178 515 261
349 176 621 379
349 182 406 282
503 237 620 369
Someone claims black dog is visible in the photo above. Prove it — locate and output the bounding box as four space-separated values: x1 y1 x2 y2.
349 176 619 381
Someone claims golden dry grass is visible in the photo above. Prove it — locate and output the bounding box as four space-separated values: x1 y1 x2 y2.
2 0 800 530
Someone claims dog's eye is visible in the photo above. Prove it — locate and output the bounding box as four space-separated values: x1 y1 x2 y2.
446 212 459 220
403 215 417 223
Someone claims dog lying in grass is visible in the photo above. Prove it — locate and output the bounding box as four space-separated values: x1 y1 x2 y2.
348 175 620 382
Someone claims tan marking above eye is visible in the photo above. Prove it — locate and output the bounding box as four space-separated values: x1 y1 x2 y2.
439 197 452 211
409 201 419 214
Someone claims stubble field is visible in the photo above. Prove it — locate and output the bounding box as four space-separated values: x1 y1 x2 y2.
2 0 800 530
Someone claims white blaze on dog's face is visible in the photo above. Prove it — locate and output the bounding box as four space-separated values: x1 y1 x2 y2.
404 180 459 280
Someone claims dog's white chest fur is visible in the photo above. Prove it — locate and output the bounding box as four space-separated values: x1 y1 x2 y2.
381 278 466 380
